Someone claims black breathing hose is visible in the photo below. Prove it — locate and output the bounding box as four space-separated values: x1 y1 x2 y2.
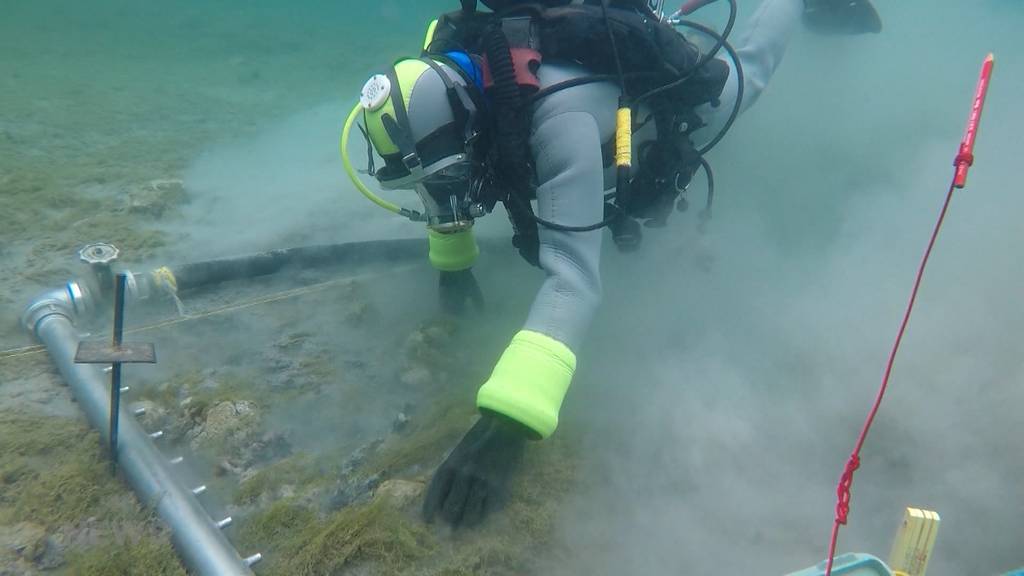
523 1 741 234
674 19 745 156
698 156 715 219
632 0 736 105
513 193 625 233
522 74 623 109
409 2 739 236
692 0 737 67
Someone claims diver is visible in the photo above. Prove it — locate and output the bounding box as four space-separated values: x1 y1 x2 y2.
340 0 882 527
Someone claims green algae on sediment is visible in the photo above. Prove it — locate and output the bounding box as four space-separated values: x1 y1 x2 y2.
237 500 318 573
67 537 186 576
235 454 328 506
143 368 262 416
0 411 185 574
240 499 432 575
361 393 479 480
0 412 132 527
234 402 579 575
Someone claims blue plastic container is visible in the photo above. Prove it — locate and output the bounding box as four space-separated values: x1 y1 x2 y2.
785 553 892 576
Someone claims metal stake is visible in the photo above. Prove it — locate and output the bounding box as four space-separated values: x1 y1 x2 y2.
109 273 126 472
74 271 156 475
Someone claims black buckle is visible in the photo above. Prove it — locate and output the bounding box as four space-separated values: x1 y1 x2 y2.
402 152 422 171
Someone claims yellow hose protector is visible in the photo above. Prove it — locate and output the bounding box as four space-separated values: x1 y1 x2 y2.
615 107 633 168
151 267 178 294
477 331 577 439
428 229 479 272
340 104 402 215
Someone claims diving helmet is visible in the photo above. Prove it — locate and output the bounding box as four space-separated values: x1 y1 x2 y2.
359 56 485 232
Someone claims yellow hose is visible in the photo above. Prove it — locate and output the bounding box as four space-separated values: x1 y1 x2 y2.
340 104 402 215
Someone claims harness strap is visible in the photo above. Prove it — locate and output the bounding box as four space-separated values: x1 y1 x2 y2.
384 67 422 171
420 57 477 141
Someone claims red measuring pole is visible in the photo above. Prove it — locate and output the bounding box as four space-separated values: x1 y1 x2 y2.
954 54 996 188
822 53 996 576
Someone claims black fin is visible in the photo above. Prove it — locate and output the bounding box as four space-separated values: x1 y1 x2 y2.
804 0 883 35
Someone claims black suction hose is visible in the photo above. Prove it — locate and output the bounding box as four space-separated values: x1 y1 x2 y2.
169 239 429 292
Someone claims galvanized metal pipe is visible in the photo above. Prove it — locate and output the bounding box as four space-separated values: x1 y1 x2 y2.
31 307 254 576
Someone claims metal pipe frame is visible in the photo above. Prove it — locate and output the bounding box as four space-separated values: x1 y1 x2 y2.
22 285 255 576
18 237 497 572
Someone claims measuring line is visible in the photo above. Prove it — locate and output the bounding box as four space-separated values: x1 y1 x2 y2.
0 266 413 363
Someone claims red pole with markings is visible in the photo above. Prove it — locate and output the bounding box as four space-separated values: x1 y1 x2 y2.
823 53 996 576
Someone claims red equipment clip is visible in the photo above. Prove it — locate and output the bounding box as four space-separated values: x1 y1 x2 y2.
954 54 995 189
678 0 718 16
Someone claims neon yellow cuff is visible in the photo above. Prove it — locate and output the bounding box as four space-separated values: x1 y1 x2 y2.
477 330 577 439
428 229 480 272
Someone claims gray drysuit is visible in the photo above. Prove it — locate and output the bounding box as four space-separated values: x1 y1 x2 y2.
524 0 802 352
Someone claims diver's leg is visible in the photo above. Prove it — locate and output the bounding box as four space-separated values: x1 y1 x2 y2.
524 111 606 351
692 0 803 141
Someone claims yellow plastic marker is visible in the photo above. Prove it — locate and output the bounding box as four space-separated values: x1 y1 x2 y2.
615 106 632 169
614 103 633 208
888 507 941 576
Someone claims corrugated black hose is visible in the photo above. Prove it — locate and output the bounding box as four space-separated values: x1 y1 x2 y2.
482 22 541 265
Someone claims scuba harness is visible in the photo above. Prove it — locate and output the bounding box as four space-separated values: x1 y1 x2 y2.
341 0 744 265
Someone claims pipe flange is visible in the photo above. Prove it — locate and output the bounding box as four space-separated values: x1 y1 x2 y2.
66 280 95 317
79 243 120 266
117 270 151 302
22 285 77 336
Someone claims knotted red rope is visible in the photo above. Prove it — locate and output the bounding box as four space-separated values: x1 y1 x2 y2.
835 454 860 525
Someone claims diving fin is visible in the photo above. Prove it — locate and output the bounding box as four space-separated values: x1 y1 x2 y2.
803 0 883 35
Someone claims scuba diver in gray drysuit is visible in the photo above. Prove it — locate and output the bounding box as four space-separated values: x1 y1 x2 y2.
344 0 882 528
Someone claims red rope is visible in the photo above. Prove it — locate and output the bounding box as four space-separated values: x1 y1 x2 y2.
824 177 959 576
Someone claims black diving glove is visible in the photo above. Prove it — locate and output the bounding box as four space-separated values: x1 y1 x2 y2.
438 269 485 315
422 411 531 527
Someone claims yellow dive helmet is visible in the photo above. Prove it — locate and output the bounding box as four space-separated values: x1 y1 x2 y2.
341 56 485 232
